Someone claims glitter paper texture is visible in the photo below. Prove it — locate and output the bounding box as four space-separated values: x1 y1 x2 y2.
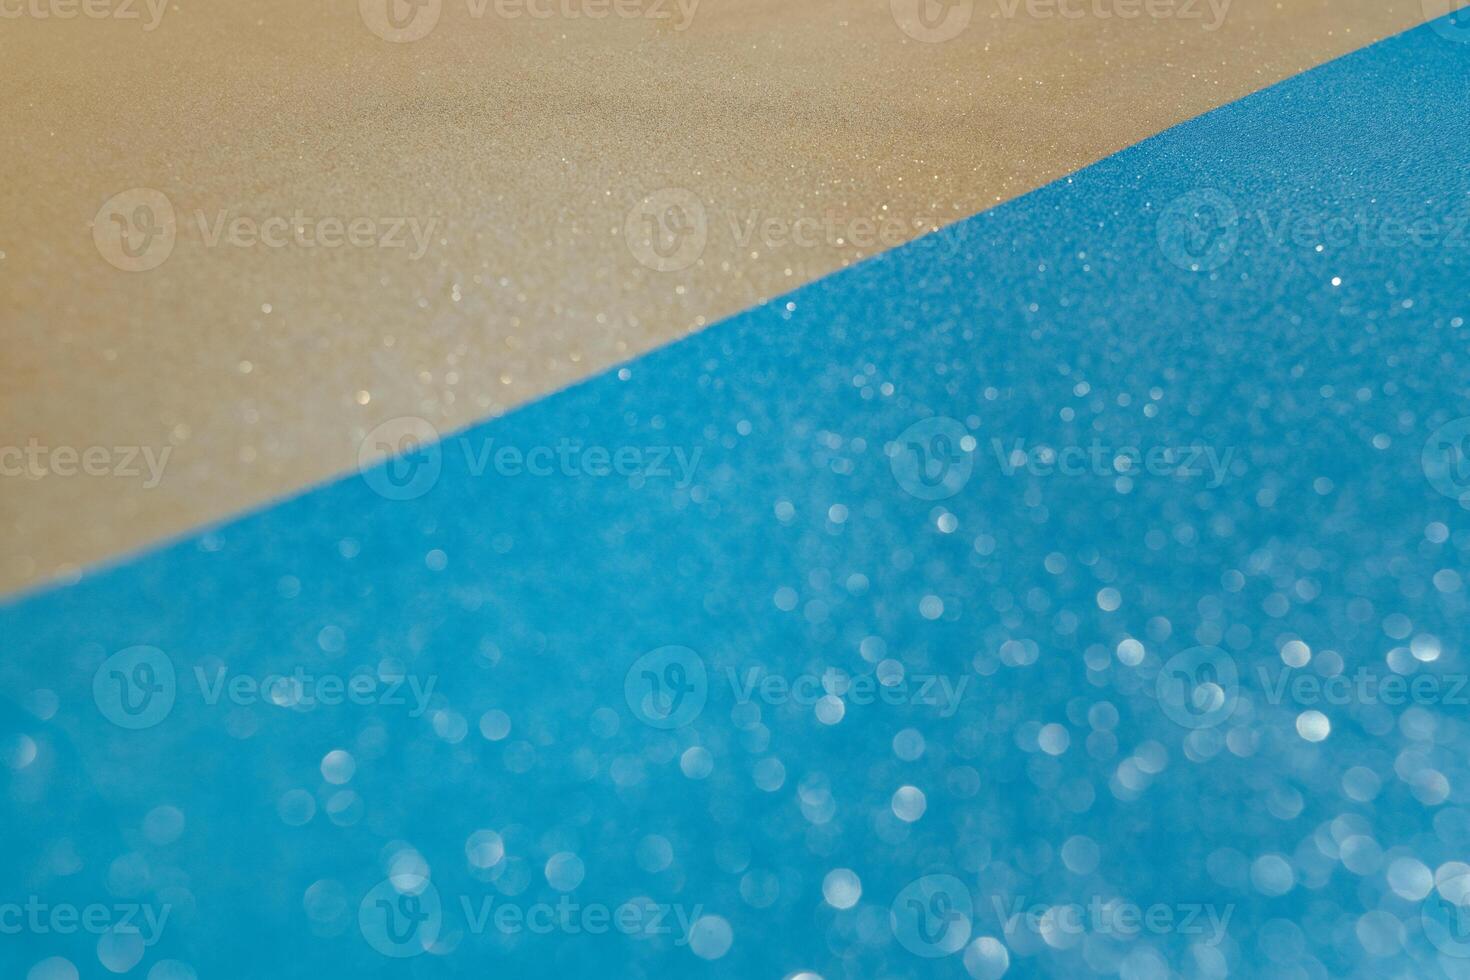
0 0 1436 594
3 16 1469 977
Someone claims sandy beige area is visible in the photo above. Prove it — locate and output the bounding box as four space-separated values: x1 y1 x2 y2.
0 0 1437 594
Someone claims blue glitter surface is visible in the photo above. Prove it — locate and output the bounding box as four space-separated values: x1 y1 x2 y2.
4 16 1470 980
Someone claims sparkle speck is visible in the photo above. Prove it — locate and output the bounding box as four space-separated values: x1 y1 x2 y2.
822 868 862 910
892 785 927 822
689 915 733 960
545 851 585 891
1296 710 1330 742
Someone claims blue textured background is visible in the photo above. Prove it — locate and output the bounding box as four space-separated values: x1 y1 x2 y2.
4 16 1469 979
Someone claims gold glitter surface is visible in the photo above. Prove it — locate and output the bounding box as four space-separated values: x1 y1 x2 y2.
0 0 1435 594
